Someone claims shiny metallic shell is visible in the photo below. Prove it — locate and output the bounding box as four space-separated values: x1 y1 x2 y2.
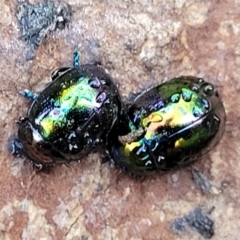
109 76 226 175
18 65 121 165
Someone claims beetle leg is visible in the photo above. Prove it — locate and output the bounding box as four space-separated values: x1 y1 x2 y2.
8 137 24 156
32 162 43 170
16 117 28 125
102 148 119 165
19 89 38 100
73 46 81 67
101 154 111 163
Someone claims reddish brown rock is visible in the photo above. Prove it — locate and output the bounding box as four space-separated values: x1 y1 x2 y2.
0 0 239 239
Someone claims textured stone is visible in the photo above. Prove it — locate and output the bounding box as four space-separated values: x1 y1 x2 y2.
0 0 239 239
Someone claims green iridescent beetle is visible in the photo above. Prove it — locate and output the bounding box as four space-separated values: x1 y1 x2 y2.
107 76 226 175
11 48 121 167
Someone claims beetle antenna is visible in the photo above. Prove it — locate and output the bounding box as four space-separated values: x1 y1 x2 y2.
73 46 81 67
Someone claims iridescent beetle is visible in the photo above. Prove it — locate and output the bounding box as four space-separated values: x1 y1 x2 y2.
11 47 121 167
107 76 226 175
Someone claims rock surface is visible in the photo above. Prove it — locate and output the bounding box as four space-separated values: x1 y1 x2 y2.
0 0 239 239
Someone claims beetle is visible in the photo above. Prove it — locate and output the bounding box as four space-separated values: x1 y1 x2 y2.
107 76 226 175
11 47 121 167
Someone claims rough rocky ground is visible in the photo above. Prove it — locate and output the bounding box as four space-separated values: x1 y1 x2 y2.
0 0 239 239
